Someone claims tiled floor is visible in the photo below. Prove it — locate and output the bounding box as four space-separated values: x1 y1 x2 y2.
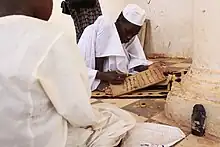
90 58 220 146
90 97 220 146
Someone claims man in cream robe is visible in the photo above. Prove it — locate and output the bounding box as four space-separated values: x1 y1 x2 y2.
78 4 153 91
0 0 135 146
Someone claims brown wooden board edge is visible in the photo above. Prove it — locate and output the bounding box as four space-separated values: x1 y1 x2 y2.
109 66 166 96
110 77 166 97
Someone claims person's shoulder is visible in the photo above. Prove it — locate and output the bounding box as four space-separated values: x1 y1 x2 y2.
0 15 66 42
26 16 63 34
5 16 75 50
8 16 64 36
92 15 115 34
95 15 113 26
81 16 106 34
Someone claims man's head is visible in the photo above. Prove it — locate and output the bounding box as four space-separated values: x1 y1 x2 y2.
115 4 146 43
0 0 53 21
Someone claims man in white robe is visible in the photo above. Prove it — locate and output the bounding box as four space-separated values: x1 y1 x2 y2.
78 4 153 91
0 0 135 146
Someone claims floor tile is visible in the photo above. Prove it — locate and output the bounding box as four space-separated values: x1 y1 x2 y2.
90 99 98 104
151 112 191 135
91 100 103 105
146 118 165 124
122 99 165 119
128 112 148 122
175 134 220 147
100 99 139 108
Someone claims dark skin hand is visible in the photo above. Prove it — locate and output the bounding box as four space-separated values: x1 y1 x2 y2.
97 82 109 91
96 71 127 85
133 65 148 72
95 57 127 84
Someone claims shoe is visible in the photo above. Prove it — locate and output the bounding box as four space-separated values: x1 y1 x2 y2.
191 104 206 137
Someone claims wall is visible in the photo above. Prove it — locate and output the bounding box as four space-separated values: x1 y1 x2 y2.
99 0 193 58
192 0 220 70
51 0 194 58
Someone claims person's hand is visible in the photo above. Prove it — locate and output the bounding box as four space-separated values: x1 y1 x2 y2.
133 65 149 72
97 82 109 91
96 82 112 95
96 71 127 84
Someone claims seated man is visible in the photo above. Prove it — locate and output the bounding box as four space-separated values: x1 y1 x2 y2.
78 4 153 91
0 0 135 146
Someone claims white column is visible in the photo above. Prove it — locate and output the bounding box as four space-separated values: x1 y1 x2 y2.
165 0 220 137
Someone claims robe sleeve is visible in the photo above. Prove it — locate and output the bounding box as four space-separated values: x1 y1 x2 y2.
126 36 153 70
36 32 98 127
78 26 101 91
87 68 100 91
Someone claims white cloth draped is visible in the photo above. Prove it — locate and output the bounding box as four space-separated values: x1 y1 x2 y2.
78 16 152 91
0 15 135 147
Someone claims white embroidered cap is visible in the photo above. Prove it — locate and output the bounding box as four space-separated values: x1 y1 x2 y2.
122 4 146 26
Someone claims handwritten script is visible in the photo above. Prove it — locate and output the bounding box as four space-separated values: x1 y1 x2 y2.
110 66 166 96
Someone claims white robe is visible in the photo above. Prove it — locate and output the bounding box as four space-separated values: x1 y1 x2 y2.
78 16 153 91
0 15 135 147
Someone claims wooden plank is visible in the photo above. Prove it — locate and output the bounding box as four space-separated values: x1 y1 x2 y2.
92 90 169 99
110 66 166 97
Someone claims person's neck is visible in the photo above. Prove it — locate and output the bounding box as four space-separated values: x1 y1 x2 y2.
115 22 119 31
114 22 123 44
0 8 34 18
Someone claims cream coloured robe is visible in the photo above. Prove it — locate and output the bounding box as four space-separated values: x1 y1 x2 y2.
78 16 153 91
0 15 135 147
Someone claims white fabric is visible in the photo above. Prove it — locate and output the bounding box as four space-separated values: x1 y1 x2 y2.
66 103 136 147
0 15 136 147
78 16 152 91
122 4 146 26
121 123 186 147
49 0 76 40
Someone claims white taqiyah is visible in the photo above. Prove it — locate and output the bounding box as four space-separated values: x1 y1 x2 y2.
122 4 146 26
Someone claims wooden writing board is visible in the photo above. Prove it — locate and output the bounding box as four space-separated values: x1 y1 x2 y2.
110 66 166 97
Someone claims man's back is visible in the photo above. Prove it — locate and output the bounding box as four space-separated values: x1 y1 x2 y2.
0 15 67 147
0 13 137 147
